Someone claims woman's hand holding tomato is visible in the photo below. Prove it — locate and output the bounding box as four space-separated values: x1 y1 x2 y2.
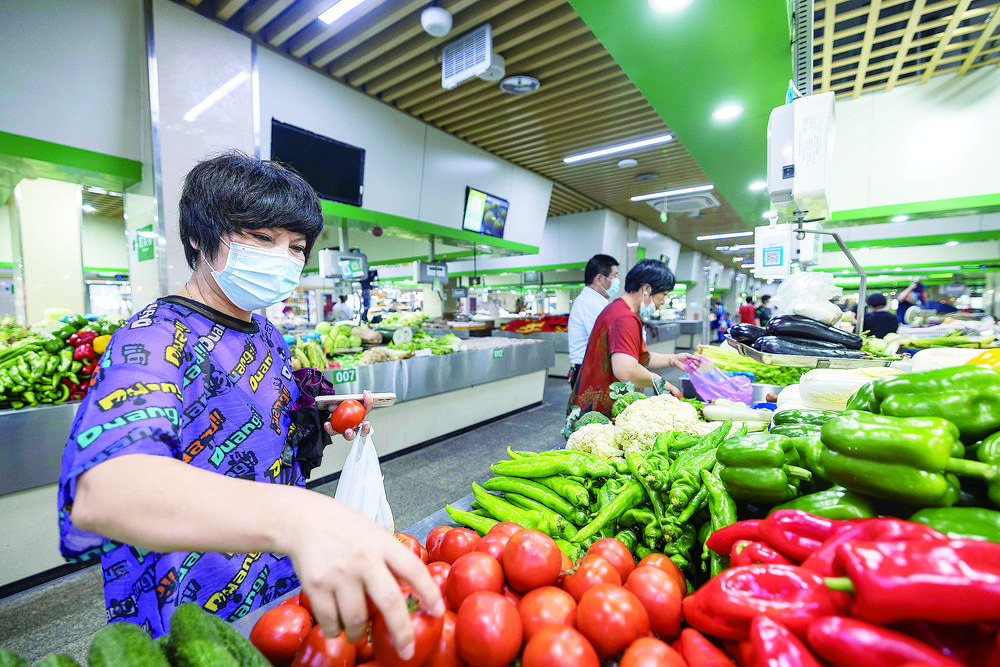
324 391 373 440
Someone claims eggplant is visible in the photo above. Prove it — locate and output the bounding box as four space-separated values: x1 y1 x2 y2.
753 335 845 351
753 335 868 359
730 323 767 345
766 314 863 350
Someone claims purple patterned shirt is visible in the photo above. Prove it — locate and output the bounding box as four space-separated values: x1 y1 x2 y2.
58 296 303 637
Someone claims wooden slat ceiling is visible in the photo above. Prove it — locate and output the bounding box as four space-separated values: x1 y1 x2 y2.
813 0 1000 98
81 188 124 219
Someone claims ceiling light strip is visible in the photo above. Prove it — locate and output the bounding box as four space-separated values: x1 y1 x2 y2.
563 134 673 164
696 231 754 241
631 184 714 202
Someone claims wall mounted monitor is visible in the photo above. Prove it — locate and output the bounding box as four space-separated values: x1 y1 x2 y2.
270 119 365 207
461 186 509 238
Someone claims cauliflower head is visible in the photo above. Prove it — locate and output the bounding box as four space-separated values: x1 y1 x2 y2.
566 423 621 463
614 394 713 456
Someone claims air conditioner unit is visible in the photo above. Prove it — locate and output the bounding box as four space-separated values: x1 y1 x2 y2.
441 24 493 90
643 192 721 218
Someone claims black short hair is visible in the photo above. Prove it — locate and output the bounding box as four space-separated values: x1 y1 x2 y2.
746 296 754 304
179 150 324 270
867 292 887 308
624 259 675 294
584 254 619 285
762 295 770 303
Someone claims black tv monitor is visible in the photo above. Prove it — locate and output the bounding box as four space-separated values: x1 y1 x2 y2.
270 119 364 207
462 186 509 238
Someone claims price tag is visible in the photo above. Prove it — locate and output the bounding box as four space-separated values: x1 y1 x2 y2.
492 348 505 359
331 368 357 384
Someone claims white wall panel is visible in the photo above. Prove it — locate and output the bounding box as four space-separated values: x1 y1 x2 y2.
82 214 127 269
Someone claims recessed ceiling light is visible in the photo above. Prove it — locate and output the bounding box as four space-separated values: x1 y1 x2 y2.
741 262 754 268
318 0 368 25
893 267 903 271
499 75 540 95
631 184 713 202
563 134 672 164
732 257 744 262
87 186 108 195
749 181 767 191
649 0 694 12
945 240 959 246
635 172 659 182
891 215 909 223
859 247 870 252
712 104 744 121
82 204 97 213
627 242 640 247
618 158 638 168
696 231 754 241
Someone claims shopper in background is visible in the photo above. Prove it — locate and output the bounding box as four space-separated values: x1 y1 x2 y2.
896 281 927 324
710 300 729 342
567 253 619 387
738 296 759 325
862 292 899 339
332 294 355 321
756 294 773 326
570 259 698 417
57 152 441 650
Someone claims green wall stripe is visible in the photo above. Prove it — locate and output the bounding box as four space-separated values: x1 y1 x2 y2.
821 230 1000 252
84 266 128 274
320 200 539 255
0 131 142 183
830 193 1000 223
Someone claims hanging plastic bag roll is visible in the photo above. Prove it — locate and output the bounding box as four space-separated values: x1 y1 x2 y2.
334 427 394 534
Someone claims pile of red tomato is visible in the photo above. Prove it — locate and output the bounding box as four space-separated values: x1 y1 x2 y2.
248 522 698 666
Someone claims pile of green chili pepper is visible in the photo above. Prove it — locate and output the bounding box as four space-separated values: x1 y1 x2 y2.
447 419 746 584
0 313 119 409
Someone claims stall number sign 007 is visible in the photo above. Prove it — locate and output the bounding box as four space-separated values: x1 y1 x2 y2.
331 368 357 384
492 348 505 359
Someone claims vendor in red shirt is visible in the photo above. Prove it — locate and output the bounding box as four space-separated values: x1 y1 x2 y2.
738 296 760 325
569 259 698 417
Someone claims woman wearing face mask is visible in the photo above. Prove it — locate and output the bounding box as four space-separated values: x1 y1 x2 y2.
569 259 698 418
57 152 442 653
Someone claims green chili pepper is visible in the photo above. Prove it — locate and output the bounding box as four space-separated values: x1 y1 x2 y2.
529 475 590 508
571 479 644 543
491 452 615 479
626 451 669 531
908 506 1000 543
482 476 587 524
553 538 584 562
702 468 736 577
619 508 656 528
503 492 579 536
635 544 653 560
613 528 639 555
446 504 498 535
774 486 876 520
668 419 731 510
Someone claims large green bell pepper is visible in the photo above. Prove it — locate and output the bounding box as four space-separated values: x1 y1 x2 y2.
846 380 878 412
716 433 812 504
908 507 1000 543
774 486 876 520
820 411 997 507
768 423 823 439
872 365 1000 442
771 409 838 427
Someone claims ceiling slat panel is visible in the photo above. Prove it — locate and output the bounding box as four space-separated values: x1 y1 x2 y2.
299 0 427 64
957 7 1000 75
242 0 296 34
214 0 251 20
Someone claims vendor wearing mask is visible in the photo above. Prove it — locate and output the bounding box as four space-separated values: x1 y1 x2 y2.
58 152 441 654
569 259 698 417
567 254 619 387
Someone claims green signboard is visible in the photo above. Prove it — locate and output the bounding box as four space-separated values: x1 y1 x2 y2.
134 224 155 262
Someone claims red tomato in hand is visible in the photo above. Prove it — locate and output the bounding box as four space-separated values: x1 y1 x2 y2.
576 583 650 659
395 533 429 564
426 561 451 607
619 637 688 667
426 610 463 667
473 533 511 561
624 566 683 641
502 529 562 593
455 591 522 667
438 528 480 564
371 596 443 667
518 586 577 640
445 552 504 611
329 399 366 435
637 553 687 595
522 625 600 667
562 555 621 601
292 626 356 667
488 521 524 538
587 538 635 582
250 605 314 666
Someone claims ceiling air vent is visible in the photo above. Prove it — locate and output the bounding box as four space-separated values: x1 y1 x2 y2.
442 24 493 90
644 192 721 218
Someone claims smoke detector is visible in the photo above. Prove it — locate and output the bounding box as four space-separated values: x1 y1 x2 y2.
421 6 452 38
441 24 493 89
499 75 540 94
644 191 721 218
478 53 506 82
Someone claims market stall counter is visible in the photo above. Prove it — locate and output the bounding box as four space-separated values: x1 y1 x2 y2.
675 319 705 349
491 329 569 378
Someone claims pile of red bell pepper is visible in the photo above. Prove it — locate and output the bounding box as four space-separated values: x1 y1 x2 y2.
500 315 568 334
682 509 1000 666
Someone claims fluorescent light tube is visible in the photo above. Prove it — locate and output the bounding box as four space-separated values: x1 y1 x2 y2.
183 71 250 122
749 181 767 191
630 184 714 202
564 134 672 164
318 0 367 24
696 231 754 241
82 204 97 213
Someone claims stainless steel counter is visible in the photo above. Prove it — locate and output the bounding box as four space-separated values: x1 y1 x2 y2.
674 320 705 349
490 329 568 353
0 402 80 496
643 321 680 345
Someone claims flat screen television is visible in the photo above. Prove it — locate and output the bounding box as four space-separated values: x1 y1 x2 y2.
462 186 509 238
270 119 364 207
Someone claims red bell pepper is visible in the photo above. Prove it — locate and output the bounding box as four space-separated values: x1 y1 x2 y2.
73 343 95 361
731 540 793 567
800 518 947 577
706 519 763 555
68 330 98 347
683 564 849 640
758 510 856 562
677 628 735 667
78 363 98 378
830 539 1000 625
806 616 966 667
745 616 823 667
892 620 991 665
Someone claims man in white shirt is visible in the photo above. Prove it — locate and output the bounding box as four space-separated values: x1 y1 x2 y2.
331 294 355 322
567 254 619 386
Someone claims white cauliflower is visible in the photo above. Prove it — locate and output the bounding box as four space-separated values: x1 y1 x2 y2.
566 423 623 466
614 394 714 456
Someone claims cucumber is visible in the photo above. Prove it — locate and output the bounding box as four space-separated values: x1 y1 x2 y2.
167 603 269 667
173 641 240 667
86 622 169 667
33 655 80 667
0 647 28 667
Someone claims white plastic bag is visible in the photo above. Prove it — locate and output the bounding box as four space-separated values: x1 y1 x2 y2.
334 428 394 534
771 273 844 326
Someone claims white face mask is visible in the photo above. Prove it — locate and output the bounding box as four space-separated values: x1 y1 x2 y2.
606 277 620 297
640 294 657 319
206 240 304 311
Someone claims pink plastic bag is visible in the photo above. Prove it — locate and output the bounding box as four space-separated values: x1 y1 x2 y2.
686 358 752 405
